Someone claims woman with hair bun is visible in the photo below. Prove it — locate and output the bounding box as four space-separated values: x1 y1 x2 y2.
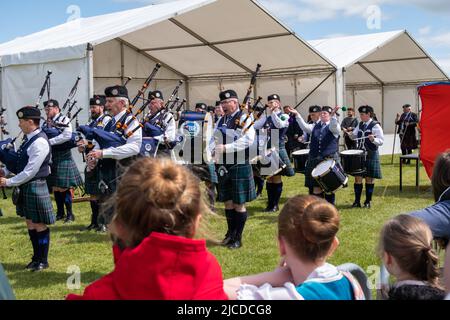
224 195 364 300
379 215 445 300
67 158 227 300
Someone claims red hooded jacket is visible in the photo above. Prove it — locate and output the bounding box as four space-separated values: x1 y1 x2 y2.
67 232 228 300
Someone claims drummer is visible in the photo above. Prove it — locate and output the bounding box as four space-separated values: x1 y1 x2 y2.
344 105 384 209
254 94 295 212
289 105 341 205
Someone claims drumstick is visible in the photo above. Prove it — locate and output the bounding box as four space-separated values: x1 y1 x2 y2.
353 135 377 141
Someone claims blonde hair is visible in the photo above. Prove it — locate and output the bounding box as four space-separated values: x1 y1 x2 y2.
112 158 208 248
278 195 340 262
379 215 441 286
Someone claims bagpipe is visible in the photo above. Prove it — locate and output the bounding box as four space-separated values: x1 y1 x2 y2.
0 106 19 176
76 64 162 151
41 76 84 152
236 64 262 130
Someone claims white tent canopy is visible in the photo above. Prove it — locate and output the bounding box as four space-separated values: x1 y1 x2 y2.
309 30 449 138
0 0 338 169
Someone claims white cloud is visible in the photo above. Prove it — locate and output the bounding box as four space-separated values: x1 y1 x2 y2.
435 57 450 76
258 0 450 23
419 26 432 36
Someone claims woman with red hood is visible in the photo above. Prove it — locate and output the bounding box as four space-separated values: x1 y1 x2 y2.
67 158 228 300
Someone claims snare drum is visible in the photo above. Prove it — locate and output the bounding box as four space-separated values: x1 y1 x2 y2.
251 148 286 178
312 159 348 194
292 149 309 174
340 150 366 176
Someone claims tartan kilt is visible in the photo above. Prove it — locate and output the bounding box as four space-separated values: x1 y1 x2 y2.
362 150 382 179
84 167 100 195
16 179 55 225
48 149 83 189
217 163 256 205
279 147 295 177
305 153 340 188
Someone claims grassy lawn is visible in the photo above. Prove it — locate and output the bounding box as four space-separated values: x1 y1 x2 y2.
0 154 434 300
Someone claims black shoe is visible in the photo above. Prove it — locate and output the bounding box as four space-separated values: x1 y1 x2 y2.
64 215 75 224
96 225 107 233
352 202 362 208
56 215 66 221
364 202 371 209
31 262 49 272
25 261 39 270
227 240 242 249
221 236 233 246
263 206 279 213
82 224 99 231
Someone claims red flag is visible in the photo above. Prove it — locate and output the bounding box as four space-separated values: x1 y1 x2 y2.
418 82 450 178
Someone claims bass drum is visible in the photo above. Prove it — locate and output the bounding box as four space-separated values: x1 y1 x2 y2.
173 111 214 165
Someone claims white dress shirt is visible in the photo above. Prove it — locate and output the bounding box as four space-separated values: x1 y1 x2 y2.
349 119 384 147
253 109 289 130
101 110 142 160
295 114 341 138
4 129 50 187
48 113 73 146
149 111 176 143
215 109 256 153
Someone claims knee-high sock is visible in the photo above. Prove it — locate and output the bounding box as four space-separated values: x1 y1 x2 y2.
90 201 100 226
265 183 275 209
37 228 50 264
225 209 235 239
354 183 363 204
365 184 375 204
54 191 65 217
255 176 264 195
64 190 74 218
273 183 283 208
308 186 314 195
324 193 336 205
28 229 38 262
234 211 248 242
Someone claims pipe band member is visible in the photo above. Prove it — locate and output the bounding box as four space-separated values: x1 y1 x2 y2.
78 95 111 232
0 107 55 272
395 104 418 164
345 105 384 209
87 85 142 229
143 90 176 158
289 105 341 205
214 89 257 249
254 94 295 212
43 99 83 224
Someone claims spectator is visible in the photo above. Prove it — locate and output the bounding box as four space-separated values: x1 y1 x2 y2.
224 195 364 300
340 107 358 150
410 150 450 245
0 263 15 300
67 158 228 300
379 214 446 300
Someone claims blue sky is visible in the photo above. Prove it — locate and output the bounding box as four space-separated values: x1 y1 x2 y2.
1 0 450 73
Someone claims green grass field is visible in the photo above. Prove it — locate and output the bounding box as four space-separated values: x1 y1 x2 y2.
0 155 434 300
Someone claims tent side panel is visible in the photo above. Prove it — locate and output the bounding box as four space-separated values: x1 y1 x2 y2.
2 58 89 172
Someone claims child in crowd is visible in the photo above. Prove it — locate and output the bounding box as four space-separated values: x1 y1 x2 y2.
224 195 364 300
379 214 446 300
67 158 228 300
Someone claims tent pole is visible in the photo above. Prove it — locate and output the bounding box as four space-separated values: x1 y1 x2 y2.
87 43 94 99
120 42 125 85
